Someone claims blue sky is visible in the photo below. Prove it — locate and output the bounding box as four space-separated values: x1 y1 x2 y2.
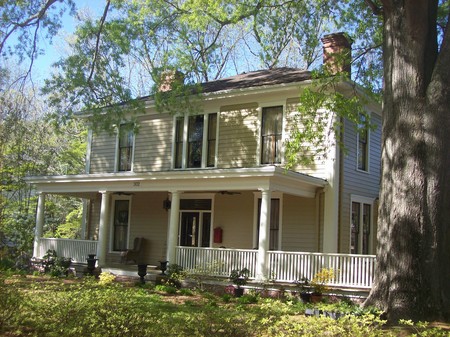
31 1 105 82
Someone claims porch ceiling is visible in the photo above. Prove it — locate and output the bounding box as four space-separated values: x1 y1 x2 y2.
26 166 327 198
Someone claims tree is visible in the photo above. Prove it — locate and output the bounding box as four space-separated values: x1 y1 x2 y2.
364 0 450 322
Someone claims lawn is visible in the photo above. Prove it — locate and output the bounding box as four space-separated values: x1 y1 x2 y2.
0 271 448 337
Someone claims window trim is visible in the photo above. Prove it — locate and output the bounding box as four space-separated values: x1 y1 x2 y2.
109 194 132 253
258 104 285 166
172 113 218 169
350 195 374 255
115 124 135 172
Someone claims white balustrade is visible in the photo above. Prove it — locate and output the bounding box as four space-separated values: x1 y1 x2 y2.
176 247 258 279
38 238 98 263
268 251 376 288
176 247 376 288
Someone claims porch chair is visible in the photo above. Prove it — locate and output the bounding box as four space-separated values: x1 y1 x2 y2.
120 237 145 264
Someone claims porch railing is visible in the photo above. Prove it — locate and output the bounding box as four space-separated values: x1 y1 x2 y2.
176 247 258 278
268 251 376 288
176 247 376 289
37 238 98 263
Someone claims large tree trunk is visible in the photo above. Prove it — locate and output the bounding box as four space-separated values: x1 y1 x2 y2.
365 1 450 322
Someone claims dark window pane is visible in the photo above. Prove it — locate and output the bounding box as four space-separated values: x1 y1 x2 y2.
188 115 204 168
175 117 184 168
351 202 360 254
207 113 217 167
261 106 282 164
113 200 129 251
118 125 133 171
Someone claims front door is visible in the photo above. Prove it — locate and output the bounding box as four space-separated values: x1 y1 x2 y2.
179 212 211 247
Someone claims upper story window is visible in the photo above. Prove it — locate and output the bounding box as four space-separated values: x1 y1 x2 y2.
261 106 283 164
174 113 217 169
357 113 369 171
118 125 134 172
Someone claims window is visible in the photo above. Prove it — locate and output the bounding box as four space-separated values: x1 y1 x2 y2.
357 114 369 171
118 125 134 171
173 113 217 169
256 198 280 250
113 199 130 251
351 200 371 254
207 113 217 167
261 106 283 164
188 115 204 168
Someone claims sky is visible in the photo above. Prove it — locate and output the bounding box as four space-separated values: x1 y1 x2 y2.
30 1 105 82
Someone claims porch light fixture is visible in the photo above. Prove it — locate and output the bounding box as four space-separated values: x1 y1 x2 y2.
163 197 171 211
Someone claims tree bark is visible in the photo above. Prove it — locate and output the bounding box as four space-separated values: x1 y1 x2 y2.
365 0 450 322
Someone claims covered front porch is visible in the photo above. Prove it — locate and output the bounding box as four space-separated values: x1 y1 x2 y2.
35 237 375 289
28 166 373 288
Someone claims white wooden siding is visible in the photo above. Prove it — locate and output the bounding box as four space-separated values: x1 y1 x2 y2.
217 103 259 168
282 194 319 252
89 131 116 173
340 113 382 253
133 115 173 172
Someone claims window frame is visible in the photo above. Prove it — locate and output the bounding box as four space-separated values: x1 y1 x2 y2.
115 124 135 172
260 105 284 165
350 195 374 255
110 194 132 253
172 113 218 169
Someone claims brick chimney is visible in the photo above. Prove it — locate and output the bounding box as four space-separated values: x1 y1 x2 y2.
321 32 352 76
158 70 185 92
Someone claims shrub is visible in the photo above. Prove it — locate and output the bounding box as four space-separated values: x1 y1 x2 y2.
98 272 115 286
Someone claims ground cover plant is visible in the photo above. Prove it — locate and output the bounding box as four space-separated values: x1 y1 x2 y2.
0 271 448 337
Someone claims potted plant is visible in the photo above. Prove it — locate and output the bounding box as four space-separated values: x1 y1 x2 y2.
229 268 250 297
295 277 311 303
310 268 335 303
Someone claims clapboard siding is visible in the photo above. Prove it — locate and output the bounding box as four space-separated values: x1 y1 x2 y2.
133 114 173 172
89 131 116 173
217 104 259 168
284 99 331 179
282 194 319 252
339 113 382 253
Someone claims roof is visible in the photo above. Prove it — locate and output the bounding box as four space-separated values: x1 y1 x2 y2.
200 67 311 93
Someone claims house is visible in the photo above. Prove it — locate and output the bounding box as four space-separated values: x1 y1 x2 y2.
28 33 381 288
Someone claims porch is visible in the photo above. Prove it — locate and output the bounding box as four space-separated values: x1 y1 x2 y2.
36 238 376 289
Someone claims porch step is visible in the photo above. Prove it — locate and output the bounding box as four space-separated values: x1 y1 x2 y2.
102 264 161 282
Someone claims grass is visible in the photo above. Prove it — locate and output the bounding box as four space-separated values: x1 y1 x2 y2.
0 272 449 337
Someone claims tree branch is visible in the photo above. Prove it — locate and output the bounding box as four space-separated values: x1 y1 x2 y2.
87 0 111 84
0 0 59 56
364 0 383 16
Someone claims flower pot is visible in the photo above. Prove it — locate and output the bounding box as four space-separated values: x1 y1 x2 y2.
234 287 244 297
137 264 148 284
311 293 323 303
300 292 311 303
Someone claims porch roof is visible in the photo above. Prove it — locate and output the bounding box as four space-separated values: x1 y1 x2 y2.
26 166 327 198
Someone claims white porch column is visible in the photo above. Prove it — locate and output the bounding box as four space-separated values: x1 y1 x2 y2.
166 191 181 265
256 189 271 281
323 144 340 253
96 191 111 267
33 193 46 258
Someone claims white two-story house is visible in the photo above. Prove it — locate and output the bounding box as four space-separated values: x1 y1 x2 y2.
28 33 381 288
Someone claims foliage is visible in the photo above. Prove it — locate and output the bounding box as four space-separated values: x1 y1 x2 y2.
310 268 335 295
41 249 72 277
98 271 116 286
0 274 448 337
284 73 377 169
230 267 250 288
166 263 186 288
